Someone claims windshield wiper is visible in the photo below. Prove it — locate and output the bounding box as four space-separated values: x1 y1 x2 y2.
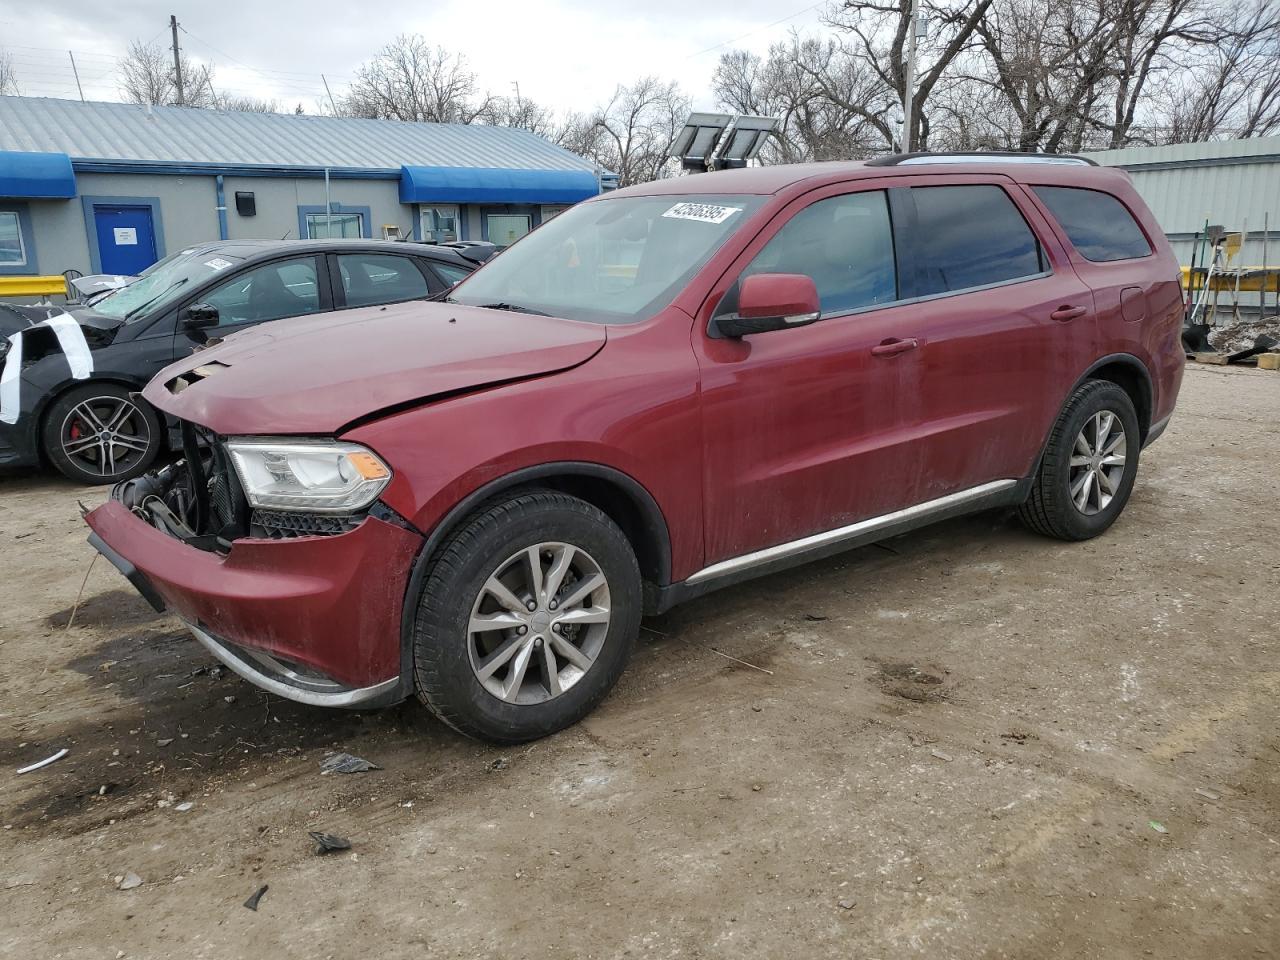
476 301 552 317
125 278 189 321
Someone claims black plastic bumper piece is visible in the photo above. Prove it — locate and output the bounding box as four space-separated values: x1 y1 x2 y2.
87 531 167 613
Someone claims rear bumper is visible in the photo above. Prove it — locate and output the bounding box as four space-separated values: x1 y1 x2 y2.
85 498 423 703
1144 411 1173 448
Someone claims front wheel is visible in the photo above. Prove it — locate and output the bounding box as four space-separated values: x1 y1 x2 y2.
411 490 642 743
1018 379 1141 541
41 383 163 485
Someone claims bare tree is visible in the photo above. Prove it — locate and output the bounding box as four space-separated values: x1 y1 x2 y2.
118 39 216 108
216 94 282 113
826 0 995 151
341 36 492 123
1141 0 1280 142
574 77 689 186
0 49 17 96
714 36 891 161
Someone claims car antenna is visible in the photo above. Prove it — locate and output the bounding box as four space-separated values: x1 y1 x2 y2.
279 230 291 240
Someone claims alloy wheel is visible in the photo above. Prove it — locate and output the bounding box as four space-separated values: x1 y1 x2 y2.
60 396 153 479
1068 410 1127 516
467 542 611 704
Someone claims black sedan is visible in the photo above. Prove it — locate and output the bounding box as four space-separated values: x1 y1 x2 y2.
0 239 481 483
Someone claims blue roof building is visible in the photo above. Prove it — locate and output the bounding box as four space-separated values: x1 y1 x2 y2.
0 96 610 277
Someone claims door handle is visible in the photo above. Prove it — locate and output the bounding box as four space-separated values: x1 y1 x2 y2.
1050 305 1087 322
871 337 919 357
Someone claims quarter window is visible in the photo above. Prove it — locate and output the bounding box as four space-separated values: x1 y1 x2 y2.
1032 186 1152 262
202 258 320 327
0 211 27 266
337 254 430 307
430 260 471 286
911 185 1044 295
738 191 898 315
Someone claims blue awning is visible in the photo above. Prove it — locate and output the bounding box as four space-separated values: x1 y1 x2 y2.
0 150 76 198
399 165 598 205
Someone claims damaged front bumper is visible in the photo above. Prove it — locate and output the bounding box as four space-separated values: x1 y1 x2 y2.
85 457 424 709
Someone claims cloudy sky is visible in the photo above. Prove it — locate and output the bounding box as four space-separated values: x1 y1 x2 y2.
1 0 829 114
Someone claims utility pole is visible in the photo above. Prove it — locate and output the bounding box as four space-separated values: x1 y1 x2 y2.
901 0 920 152
322 74 338 115
68 51 84 101
170 14 185 106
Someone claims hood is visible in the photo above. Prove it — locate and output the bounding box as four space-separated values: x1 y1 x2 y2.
142 300 607 435
0 301 124 335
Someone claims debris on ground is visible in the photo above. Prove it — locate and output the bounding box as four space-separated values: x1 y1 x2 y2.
175 802 194 812
803 613 829 622
838 899 856 910
309 831 352 855
16 748 69 774
157 739 173 747
489 757 510 772
1149 820 1169 834
116 872 143 891
243 884 269 911
871 659 950 703
320 753 381 775
930 749 954 762
1195 788 1222 801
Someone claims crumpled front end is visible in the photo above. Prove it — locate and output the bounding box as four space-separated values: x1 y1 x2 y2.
85 421 423 707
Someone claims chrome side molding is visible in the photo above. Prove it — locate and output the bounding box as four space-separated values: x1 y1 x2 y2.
685 479 1018 585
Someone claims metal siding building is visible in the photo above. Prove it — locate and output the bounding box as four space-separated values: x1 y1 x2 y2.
0 96 609 278
1082 137 1280 270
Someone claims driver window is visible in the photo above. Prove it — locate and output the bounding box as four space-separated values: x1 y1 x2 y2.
202 257 320 327
734 191 898 317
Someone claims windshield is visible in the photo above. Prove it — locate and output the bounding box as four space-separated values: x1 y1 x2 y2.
93 249 246 321
449 194 764 324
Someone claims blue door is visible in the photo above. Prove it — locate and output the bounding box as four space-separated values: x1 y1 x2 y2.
94 205 158 275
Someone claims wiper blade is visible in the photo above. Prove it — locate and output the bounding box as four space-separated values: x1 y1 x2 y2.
476 301 552 317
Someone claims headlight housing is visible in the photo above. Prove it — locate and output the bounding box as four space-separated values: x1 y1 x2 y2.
226 439 392 514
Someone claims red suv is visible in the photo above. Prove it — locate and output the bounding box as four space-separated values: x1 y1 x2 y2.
86 156 1184 742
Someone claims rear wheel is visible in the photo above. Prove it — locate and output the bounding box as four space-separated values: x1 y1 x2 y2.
42 383 162 485
1018 379 1141 541
412 490 641 743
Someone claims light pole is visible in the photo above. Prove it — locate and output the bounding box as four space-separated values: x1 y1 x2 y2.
901 0 920 152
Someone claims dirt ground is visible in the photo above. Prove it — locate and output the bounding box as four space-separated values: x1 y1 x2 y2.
2 364 1277 960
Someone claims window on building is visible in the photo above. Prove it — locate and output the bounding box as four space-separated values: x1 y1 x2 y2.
1032 186 1152 262
202 258 320 326
0 211 27 266
421 205 459 243
337 253 430 307
911 185 1044 296
541 205 570 223
735 191 898 316
305 212 363 239
486 213 532 248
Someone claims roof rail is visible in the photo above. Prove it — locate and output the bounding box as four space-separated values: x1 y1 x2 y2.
867 151 1097 167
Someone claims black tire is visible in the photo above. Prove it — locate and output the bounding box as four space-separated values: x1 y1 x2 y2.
42 382 163 485
1018 379 1141 541
412 490 642 743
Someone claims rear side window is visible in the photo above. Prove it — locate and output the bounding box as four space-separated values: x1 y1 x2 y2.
737 190 898 315
911 185 1044 296
1032 186 1152 262
337 254 430 307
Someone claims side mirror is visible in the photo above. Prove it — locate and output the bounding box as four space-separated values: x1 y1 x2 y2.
717 273 821 338
182 303 219 331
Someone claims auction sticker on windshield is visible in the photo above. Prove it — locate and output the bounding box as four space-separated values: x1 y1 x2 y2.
662 202 742 225
204 257 234 271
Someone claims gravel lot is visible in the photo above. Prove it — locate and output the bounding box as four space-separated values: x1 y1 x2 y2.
2 363 1277 960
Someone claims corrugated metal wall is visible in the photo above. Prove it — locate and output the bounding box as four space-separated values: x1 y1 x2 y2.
1083 138 1280 320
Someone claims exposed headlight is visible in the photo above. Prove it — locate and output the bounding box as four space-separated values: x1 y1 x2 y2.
226 439 391 514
